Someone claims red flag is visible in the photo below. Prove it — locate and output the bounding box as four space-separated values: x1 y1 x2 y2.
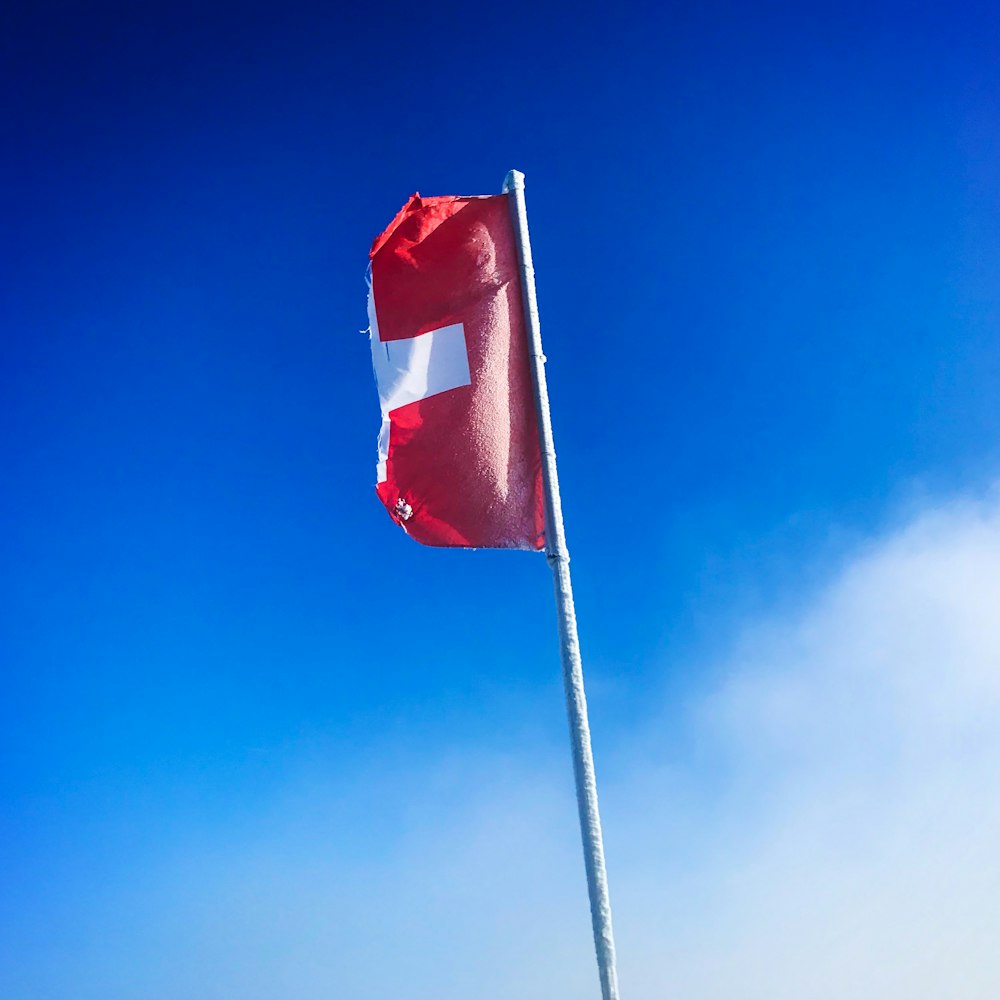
367 193 545 550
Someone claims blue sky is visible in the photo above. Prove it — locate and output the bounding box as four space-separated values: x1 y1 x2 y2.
3 2 1000 997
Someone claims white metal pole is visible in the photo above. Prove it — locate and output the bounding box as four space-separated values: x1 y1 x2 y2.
504 169 622 1000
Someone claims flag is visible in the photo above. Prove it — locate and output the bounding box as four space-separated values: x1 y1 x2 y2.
367 193 545 550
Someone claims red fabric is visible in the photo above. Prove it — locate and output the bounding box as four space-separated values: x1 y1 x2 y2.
370 194 545 550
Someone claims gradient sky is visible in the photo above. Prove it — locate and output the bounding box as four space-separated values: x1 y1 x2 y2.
3 2 1000 997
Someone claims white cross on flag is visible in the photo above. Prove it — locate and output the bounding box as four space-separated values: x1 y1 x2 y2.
367 193 545 550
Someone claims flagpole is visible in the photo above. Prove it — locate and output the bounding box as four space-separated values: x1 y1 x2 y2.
504 169 622 1000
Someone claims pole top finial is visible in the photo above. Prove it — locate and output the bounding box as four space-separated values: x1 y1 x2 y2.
503 169 525 193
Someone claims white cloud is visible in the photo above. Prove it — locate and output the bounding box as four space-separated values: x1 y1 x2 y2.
10 493 1000 999
615 493 1000 999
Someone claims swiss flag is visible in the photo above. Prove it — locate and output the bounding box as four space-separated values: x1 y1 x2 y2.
367 193 545 550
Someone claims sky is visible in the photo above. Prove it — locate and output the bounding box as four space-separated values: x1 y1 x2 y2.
2 1 1000 997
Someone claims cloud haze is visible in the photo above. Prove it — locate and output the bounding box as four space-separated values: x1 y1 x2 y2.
618 493 1000 998
6 493 1000 999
